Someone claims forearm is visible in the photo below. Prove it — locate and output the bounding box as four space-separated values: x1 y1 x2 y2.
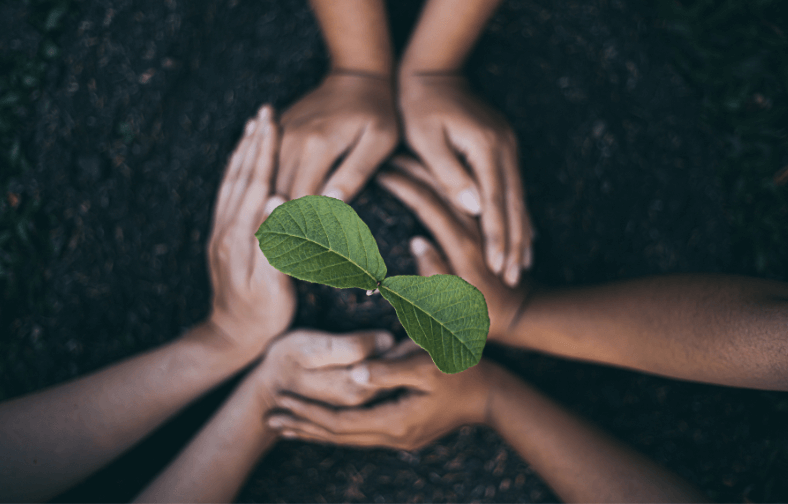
309 0 393 77
487 368 706 503
0 322 253 502
400 0 503 75
507 274 788 390
135 375 276 503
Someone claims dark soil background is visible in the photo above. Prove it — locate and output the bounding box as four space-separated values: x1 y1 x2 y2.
1 0 787 502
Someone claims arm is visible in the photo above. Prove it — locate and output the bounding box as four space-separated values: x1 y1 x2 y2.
487 367 706 503
267 347 704 503
397 0 534 286
0 324 251 503
509 275 788 391
377 158 788 391
310 0 393 77
400 0 503 74
132 361 277 503
0 106 295 502
274 0 398 203
135 329 394 503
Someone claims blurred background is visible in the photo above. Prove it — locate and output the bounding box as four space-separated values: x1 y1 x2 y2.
1 0 787 501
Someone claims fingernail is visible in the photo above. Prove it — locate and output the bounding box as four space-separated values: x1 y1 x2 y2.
505 262 520 286
375 332 394 352
365 288 379 296
458 187 481 215
264 195 287 216
410 237 429 257
321 188 345 201
351 364 370 385
281 431 296 439
245 120 257 136
268 417 284 429
258 105 271 120
489 249 504 274
523 247 533 270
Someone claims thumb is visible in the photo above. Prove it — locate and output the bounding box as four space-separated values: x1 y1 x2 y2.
361 352 434 390
321 126 396 202
411 133 481 216
410 236 451 276
292 329 395 369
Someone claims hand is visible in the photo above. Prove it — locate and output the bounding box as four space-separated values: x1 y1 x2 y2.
249 329 396 412
266 343 498 451
377 157 529 342
398 73 534 286
276 72 399 202
207 105 296 355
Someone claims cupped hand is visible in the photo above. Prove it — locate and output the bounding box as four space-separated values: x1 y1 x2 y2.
398 74 534 285
266 342 498 451
207 105 296 355
250 329 395 412
376 157 530 342
276 72 399 202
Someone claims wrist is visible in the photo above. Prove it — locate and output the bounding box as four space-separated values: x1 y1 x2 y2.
481 364 520 429
330 65 393 82
328 44 393 79
186 319 265 369
495 283 544 346
397 70 466 100
398 63 463 81
470 360 510 427
236 367 278 421
398 44 465 79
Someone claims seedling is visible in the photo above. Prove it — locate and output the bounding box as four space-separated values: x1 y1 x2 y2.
256 196 489 374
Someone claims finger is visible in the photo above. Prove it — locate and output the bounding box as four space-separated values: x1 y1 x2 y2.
285 329 395 369
235 106 278 231
268 412 341 438
376 170 482 271
523 227 535 269
522 207 536 270
223 121 263 223
469 146 506 275
409 236 451 276
263 194 288 219
275 124 302 197
410 131 481 216
289 135 346 200
388 156 478 235
214 119 257 227
321 125 396 202
389 155 443 194
273 395 396 434
500 142 528 284
271 417 382 448
364 352 434 390
285 365 374 407
382 338 423 360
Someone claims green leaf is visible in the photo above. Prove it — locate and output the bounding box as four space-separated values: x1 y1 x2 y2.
380 275 489 374
257 196 386 290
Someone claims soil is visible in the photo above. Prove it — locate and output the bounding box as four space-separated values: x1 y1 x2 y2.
2 0 788 502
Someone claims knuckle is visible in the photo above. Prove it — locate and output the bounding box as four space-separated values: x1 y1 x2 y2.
392 422 410 439
457 234 478 255
482 182 504 201
303 129 329 150
471 127 498 149
213 236 234 262
343 387 368 407
369 118 398 140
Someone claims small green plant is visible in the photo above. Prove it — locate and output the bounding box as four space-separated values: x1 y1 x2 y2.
256 195 489 374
